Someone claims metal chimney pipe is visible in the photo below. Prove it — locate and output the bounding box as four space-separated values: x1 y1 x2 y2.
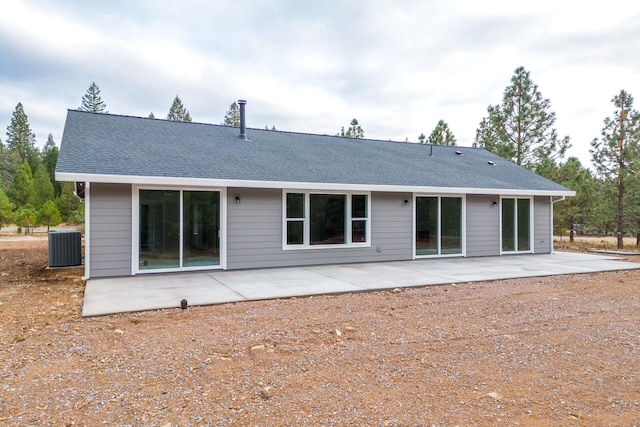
238 99 247 140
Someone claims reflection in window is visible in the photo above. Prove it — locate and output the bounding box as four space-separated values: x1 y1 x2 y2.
139 189 220 271
284 192 369 247
416 196 462 256
310 194 345 245
502 197 530 252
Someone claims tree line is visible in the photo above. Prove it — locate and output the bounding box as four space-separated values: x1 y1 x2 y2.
337 67 640 249
0 105 80 233
472 67 639 249
2 73 639 248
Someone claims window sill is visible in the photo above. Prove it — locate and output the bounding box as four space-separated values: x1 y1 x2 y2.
283 243 371 251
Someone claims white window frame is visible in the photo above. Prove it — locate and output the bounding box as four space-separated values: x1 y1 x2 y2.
413 194 466 259
282 190 371 250
132 185 227 274
499 196 534 255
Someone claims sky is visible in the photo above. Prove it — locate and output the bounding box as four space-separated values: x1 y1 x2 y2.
1 0 639 168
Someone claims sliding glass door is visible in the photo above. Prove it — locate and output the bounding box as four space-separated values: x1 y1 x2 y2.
416 196 463 257
139 189 220 271
501 197 531 253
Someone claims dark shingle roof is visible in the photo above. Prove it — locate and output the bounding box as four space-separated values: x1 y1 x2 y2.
56 110 572 194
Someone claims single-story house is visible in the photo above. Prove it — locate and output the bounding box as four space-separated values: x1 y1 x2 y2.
55 102 574 279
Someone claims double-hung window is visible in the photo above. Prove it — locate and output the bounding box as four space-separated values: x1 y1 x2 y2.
284 191 370 249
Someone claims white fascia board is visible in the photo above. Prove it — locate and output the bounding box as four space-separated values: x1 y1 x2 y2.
55 172 576 197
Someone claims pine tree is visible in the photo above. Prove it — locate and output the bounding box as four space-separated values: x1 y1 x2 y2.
148 112 155 119
167 95 192 122
540 157 595 241
222 102 240 127
56 182 81 222
427 120 457 146
417 133 426 144
9 162 34 207
32 165 54 210
590 90 640 249
0 188 15 230
13 204 37 234
79 82 108 113
41 133 60 196
474 67 571 171
5 103 38 168
338 119 365 139
0 150 21 187
38 200 62 232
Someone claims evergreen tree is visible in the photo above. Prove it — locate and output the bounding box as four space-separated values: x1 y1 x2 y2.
167 95 192 122
41 133 59 192
539 157 595 241
588 176 618 236
13 204 37 234
0 188 14 230
624 172 640 245
79 82 108 113
417 133 426 144
338 119 365 139
5 102 38 168
590 90 640 249
0 150 21 187
427 120 457 146
474 67 571 171
9 162 34 207
148 112 155 119
38 200 62 232
56 181 81 222
33 165 54 210
222 102 240 127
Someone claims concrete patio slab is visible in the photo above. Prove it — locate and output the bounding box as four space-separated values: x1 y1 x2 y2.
82 252 640 317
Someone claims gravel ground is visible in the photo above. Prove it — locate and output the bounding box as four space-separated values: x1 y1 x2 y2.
1 235 639 426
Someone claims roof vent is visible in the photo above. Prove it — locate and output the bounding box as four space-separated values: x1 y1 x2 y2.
488 160 495 166
455 150 463 155
238 99 249 140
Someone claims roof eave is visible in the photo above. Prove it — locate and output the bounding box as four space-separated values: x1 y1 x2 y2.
55 172 576 197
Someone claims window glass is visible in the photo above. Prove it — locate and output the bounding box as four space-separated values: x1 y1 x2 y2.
310 194 345 245
139 190 180 269
352 220 367 243
352 194 367 218
441 197 462 254
501 198 515 252
416 197 438 255
285 192 369 247
517 198 530 251
287 221 304 245
286 193 305 218
183 191 220 267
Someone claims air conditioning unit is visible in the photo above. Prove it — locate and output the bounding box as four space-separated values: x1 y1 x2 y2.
48 231 82 267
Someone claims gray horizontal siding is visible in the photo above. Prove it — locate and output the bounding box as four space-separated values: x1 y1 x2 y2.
89 183 132 278
84 183 555 277
226 189 413 270
534 196 551 254
466 194 500 257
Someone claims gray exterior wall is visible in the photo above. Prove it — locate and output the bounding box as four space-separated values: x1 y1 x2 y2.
465 194 500 257
226 188 413 269
85 184 556 277
89 183 132 277
533 196 552 254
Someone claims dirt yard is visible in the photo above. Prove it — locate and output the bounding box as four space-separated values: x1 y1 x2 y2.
1 233 639 426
